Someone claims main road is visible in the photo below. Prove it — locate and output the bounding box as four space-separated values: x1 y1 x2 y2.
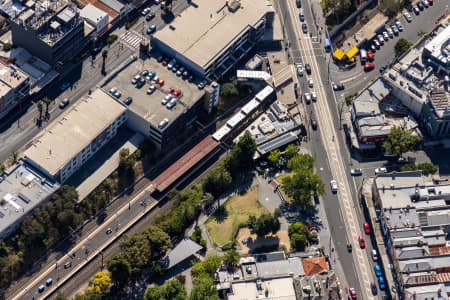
281 0 379 298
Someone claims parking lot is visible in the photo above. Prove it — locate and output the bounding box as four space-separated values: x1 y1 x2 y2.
104 56 206 126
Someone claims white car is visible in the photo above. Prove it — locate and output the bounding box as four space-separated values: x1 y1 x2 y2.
387 28 394 38
311 91 317 101
330 180 338 193
375 167 388 175
382 31 389 41
377 34 385 45
395 21 404 31
296 63 304 76
404 12 412 22
304 92 311 103
308 78 314 88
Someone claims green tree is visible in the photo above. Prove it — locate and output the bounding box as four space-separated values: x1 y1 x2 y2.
37 101 43 120
220 82 239 98
400 163 417 172
2 42 12 52
191 254 222 277
284 144 299 160
0 163 6 174
288 222 311 251
202 192 215 207
89 271 111 295
382 126 420 157
107 253 131 286
394 38 413 57
282 168 324 210
267 150 281 166
105 34 118 45
145 278 187 300
287 153 314 171
381 0 402 18
223 249 240 269
42 97 51 116
417 162 438 175
190 274 219 300
120 233 151 274
225 132 256 174
202 165 232 197
248 213 280 236
143 226 171 261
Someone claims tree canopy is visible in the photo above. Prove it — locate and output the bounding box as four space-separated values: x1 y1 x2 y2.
191 254 222 277
190 274 219 300
383 126 420 157
144 278 187 300
288 222 312 251
223 250 240 269
107 253 131 286
287 153 315 171
248 213 280 237
89 271 111 295
267 150 281 166
282 168 324 210
284 144 299 160
394 38 413 57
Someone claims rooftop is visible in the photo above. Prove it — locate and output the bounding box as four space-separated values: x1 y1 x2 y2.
152 0 273 69
424 25 450 66
105 58 205 127
24 89 126 177
256 257 305 278
0 63 29 97
301 256 329 276
228 278 296 300
0 163 59 237
161 238 202 269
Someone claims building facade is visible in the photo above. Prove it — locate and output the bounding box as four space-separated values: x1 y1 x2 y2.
24 89 127 183
0 63 30 120
421 89 450 138
9 2 84 66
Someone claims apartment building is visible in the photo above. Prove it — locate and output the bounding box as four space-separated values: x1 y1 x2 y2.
0 62 30 119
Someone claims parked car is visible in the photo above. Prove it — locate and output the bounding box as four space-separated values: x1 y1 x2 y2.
299 11 305 22
167 59 177 69
372 249 379 261
364 63 375 71
46 278 53 286
141 7 150 16
330 180 338 193
350 168 362 176
162 94 172 105
382 31 389 41
38 285 45 293
64 261 72 269
311 91 317 102
375 167 387 174
404 12 413 22
427 0 433 5
378 276 386 290
173 89 182 97
166 98 177 109
305 63 312 74
392 25 399 35
377 34 385 44
311 116 317 130
396 21 404 31
367 50 374 61
106 227 113 234
398 156 410 164
347 243 353 252
158 118 169 129
147 85 156 94
123 97 133 105
413 6 420 14
364 221 371 234
421 0 429 8
332 82 345 91
387 27 394 38
373 39 380 49
358 236 366 248
59 98 69 109
349 288 357 300
308 78 314 87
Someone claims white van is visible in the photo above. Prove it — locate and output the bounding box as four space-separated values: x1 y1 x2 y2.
360 49 367 63
372 249 378 261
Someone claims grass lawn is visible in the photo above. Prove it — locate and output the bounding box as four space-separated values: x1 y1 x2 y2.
274 172 293 203
206 186 268 246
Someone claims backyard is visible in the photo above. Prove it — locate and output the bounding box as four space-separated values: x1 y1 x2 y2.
206 186 268 247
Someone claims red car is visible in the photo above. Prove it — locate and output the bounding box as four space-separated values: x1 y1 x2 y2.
349 287 357 299
162 60 168 66
167 87 174 94
368 50 374 61
358 236 366 249
173 89 182 97
364 222 371 235
428 0 433 5
364 63 375 71
157 79 165 86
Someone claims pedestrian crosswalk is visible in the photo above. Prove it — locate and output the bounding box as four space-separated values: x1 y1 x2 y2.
120 30 143 49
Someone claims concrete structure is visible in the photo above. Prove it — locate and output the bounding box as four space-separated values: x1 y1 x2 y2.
0 62 30 119
7 1 85 65
24 89 127 183
80 4 109 33
421 89 450 138
0 163 59 239
373 172 450 297
423 25 450 75
151 0 274 79
227 278 296 300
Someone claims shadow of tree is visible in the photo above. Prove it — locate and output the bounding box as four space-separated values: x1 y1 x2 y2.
245 235 280 254
212 206 228 223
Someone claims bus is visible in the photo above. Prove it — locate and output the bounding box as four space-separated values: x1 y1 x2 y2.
324 38 332 52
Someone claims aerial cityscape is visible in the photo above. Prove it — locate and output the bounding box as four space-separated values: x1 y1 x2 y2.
0 0 448 298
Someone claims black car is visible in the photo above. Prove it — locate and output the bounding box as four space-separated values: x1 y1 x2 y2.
371 282 378 295
332 82 345 91
311 116 317 130
347 243 353 252
417 2 424 10
146 12 155 21
123 97 133 105
305 63 311 74
302 23 308 33
296 0 301 8
59 98 69 109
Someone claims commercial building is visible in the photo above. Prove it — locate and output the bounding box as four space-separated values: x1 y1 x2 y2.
80 4 109 34
421 89 450 138
7 1 84 65
24 89 127 183
0 163 59 239
0 62 30 120
151 0 274 79
373 172 450 298
422 25 450 75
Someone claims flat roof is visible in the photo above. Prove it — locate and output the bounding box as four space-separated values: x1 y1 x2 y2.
241 98 260 115
257 132 297 155
227 111 246 128
237 70 272 81
255 85 275 102
212 124 232 141
228 278 296 300
152 0 273 69
152 135 219 191
24 89 126 177
0 164 59 237
256 257 304 278
80 4 107 24
105 58 205 127
0 63 28 97
424 25 450 64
